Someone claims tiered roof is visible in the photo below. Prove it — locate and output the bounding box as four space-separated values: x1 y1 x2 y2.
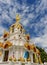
0 14 40 55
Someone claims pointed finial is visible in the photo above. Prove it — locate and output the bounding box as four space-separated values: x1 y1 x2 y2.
4 30 9 35
16 14 20 22
4 30 7 34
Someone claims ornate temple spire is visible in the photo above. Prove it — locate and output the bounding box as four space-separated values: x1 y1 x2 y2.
16 14 20 22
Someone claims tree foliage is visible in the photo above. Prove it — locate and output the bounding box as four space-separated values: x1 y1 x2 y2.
36 46 47 63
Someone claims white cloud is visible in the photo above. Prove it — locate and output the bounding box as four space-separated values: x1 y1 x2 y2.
0 0 11 4
42 0 47 8
45 49 47 53
21 19 29 26
23 6 29 13
8 7 17 19
2 12 12 23
0 26 5 35
36 0 47 13
28 13 34 19
31 14 47 52
32 34 47 47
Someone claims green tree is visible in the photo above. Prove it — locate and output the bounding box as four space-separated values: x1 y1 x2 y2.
36 46 47 63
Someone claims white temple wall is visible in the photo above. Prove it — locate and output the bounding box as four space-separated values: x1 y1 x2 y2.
0 36 4 43
30 52 33 63
9 46 25 60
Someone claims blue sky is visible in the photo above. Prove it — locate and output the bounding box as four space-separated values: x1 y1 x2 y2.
0 0 47 52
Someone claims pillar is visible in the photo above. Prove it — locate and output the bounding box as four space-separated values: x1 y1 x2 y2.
30 52 33 63
34 53 38 63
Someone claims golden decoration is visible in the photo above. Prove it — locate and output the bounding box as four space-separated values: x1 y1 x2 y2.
36 48 40 55
16 14 20 22
27 57 31 61
0 51 2 56
25 34 30 41
18 57 25 62
3 30 9 38
0 42 3 48
3 41 12 49
24 42 36 51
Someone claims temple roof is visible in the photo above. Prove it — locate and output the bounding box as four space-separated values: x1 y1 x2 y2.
9 14 25 33
0 40 40 55
0 14 40 55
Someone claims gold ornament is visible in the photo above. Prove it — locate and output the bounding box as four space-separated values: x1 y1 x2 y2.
16 14 20 22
